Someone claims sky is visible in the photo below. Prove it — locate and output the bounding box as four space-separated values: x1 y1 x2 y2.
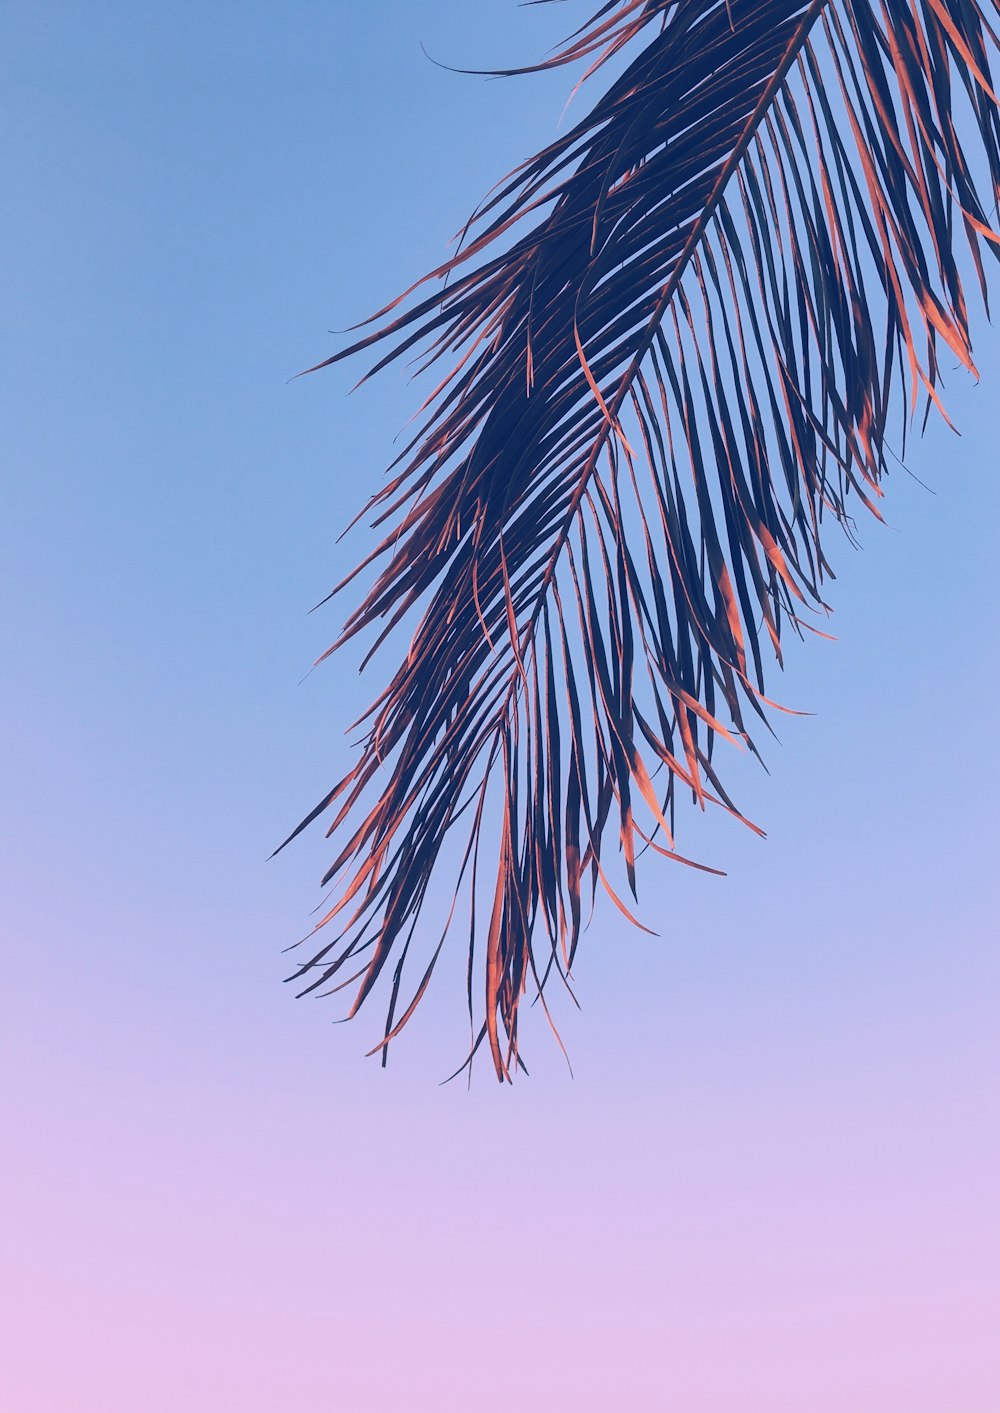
2 3 999 1410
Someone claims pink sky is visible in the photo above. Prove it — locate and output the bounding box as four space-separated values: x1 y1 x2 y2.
3 3 998 1408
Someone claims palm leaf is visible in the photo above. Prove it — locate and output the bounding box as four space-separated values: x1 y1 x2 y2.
280 0 1000 1079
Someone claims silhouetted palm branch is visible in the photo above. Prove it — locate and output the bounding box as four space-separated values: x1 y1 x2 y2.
280 0 1000 1078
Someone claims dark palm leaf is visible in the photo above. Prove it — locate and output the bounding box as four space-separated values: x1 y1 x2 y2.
280 0 1000 1078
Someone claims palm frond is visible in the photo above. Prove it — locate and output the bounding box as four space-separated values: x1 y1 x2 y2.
281 0 1000 1078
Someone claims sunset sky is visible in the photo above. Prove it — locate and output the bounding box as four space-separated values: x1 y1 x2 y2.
4 4 999 1410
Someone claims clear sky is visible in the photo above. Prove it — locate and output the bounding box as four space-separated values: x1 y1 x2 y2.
3 4 999 1411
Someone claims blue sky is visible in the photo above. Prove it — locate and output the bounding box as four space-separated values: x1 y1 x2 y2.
3 5 999 1410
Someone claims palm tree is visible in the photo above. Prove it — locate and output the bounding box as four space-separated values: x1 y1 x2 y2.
278 0 1000 1080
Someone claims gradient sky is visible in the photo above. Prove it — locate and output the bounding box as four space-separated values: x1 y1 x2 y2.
3 4 999 1411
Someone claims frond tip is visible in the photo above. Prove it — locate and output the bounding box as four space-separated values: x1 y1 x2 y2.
281 0 1000 1078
